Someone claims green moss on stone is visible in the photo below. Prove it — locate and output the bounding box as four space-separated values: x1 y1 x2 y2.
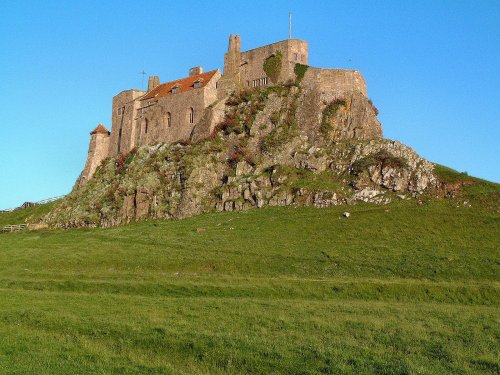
294 63 308 83
320 99 347 135
263 52 283 83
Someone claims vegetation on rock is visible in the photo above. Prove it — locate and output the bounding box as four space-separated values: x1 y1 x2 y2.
294 63 309 83
320 98 347 135
351 150 409 175
263 51 282 83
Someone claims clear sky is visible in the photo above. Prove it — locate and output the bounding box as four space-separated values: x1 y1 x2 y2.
0 0 499 209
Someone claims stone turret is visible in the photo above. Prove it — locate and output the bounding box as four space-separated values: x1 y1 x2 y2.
224 34 241 76
78 124 110 186
217 34 242 98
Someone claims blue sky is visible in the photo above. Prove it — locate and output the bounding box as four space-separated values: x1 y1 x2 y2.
0 0 499 209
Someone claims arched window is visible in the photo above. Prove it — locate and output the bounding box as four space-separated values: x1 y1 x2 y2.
166 112 172 127
189 107 194 124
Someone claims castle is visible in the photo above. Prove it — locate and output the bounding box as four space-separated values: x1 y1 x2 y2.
80 34 371 185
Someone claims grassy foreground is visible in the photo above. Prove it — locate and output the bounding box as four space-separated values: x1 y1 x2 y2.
0 200 499 374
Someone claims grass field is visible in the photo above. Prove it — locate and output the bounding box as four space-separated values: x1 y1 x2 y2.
0 199 499 374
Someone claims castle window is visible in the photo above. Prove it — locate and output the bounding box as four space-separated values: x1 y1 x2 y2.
171 86 179 94
166 112 172 127
144 119 148 134
193 80 202 89
189 107 194 124
294 53 298 61
118 127 122 153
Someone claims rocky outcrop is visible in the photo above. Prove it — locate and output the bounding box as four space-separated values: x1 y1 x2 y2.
42 137 436 228
42 83 437 228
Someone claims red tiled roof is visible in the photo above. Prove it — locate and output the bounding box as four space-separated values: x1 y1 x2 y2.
91 124 110 135
142 70 218 100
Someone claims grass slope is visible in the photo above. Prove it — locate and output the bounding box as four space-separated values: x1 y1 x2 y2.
0 202 56 227
0 200 499 374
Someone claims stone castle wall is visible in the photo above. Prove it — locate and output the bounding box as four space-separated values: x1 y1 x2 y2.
239 39 308 86
302 68 367 96
79 35 376 185
110 90 145 157
218 37 309 97
297 67 380 143
135 70 221 147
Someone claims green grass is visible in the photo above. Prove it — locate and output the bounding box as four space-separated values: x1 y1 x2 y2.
273 166 344 193
433 164 500 210
0 200 499 374
0 202 56 227
433 164 472 184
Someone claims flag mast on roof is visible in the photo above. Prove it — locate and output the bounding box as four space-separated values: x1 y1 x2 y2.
140 70 146 90
289 12 292 39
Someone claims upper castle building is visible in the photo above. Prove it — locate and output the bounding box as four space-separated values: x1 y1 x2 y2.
80 34 371 185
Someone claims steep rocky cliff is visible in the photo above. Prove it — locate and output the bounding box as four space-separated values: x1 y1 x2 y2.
43 82 443 228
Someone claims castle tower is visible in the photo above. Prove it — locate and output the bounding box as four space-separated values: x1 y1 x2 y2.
217 34 242 98
79 124 110 186
224 34 241 76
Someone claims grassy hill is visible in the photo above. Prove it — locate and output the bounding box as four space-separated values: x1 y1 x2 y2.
0 196 498 374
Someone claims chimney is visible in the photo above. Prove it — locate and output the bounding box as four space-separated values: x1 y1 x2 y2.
147 75 160 91
189 66 204 76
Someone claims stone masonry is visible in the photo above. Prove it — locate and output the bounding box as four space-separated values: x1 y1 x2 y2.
79 34 376 186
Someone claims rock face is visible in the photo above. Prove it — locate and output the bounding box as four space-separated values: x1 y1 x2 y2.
43 83 437 228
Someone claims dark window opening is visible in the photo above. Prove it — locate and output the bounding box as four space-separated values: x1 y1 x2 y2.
167 112 172 127
189 107 194 124
117 128 122 153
